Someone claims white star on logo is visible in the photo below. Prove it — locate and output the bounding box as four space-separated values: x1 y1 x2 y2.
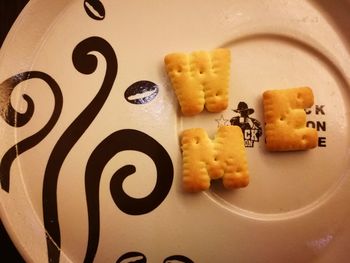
215 114 229 127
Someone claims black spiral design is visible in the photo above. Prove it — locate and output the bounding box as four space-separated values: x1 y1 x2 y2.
84 129 173 262
42 36 118 263
0 71 63 192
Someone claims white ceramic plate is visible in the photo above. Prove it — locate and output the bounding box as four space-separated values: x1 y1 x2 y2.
1 0 350 262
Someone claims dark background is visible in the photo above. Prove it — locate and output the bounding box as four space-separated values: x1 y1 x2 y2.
0 1 29 262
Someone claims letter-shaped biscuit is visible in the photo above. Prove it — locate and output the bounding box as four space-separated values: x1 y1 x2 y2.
164 49 230 116
263 87 318 151
181 126 249 192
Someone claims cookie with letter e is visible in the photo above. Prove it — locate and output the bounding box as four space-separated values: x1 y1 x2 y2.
262 87 318 151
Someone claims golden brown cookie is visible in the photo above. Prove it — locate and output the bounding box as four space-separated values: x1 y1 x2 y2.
164 49 230 116
181 126 249 192
263 87 318 151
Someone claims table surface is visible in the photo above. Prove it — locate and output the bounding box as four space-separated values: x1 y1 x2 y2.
0 1 29 261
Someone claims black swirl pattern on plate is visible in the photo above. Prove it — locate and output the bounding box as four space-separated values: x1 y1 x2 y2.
0 3 190 263
41 36 174 263
84 129 173 262
42 36 117 263
0 71 63 192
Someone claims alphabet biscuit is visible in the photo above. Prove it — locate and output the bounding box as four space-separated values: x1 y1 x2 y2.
263 87 318 151
181 126 249 192
164 49 230 116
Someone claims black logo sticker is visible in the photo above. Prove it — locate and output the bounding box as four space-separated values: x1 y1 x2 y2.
229 102 263 147
305 104 327 147
216 102 263 147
